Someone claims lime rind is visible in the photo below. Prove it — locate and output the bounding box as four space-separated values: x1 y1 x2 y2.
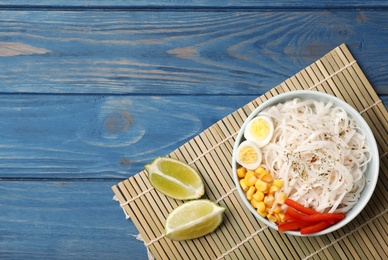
145 162 198 191
165 214 224 240
145 157 205 200
166 207 225 233
148 171 201 199
164 200 226 241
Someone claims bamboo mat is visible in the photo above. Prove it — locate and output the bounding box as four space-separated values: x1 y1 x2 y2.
112 44 388 260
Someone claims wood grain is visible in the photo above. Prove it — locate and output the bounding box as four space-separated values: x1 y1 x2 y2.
0 181 147 259
0 11 387 96
0 95 254 179
1 1 388 8
0 42 50 57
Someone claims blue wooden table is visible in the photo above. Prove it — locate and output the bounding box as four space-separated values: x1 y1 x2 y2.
1 1 387 259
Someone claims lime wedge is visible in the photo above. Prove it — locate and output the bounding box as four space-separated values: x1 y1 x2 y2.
165 200 226 240
145 156 205 200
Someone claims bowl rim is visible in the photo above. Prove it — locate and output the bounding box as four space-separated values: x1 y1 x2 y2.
232 90 379 236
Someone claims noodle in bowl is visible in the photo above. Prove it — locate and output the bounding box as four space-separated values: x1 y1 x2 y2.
232 90 379 236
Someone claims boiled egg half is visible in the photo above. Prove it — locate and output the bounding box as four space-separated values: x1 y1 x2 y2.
235 140 262 170
244 115 274 147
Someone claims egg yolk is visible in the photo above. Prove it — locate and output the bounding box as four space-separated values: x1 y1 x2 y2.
238 146 258 164
249 119 269 140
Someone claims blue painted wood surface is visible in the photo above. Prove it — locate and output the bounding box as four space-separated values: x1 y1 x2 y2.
1 1 388 8
1 11 388 95
0 2 387 259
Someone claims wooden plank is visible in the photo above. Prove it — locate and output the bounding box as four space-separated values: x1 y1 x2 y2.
0 11 387 96
1 1 388 8
0 95 253 179
0 180 147 259
1 93 385 181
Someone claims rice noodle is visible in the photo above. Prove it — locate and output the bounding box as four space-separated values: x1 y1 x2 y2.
260 98 370 213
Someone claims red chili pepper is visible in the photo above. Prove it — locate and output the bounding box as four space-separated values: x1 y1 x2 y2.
301 213 345 224
285 198 320 215
278 221 309 232
281 198 346 234
300 221 332 234
285 207 306 222
284 212 294 222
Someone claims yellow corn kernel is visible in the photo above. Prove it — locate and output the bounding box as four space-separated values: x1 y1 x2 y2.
246 186 256 200
255 179 269 193
256 201 266 213
257 209 267 218
273 179 284 188
260 172 273 183
252 190 264 202
237 167 247 178
277 193 287 204
250 199 261 209
259 172 267 181
239 179 249 191
244 170 258 187
277 212 286 223
269 185 279 194
267 214 277 223
264 195 275 208
273 205 282 214
255 166 267 175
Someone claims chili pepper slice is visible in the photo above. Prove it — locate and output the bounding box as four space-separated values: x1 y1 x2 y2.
285 198 320 215
278 220 312 232
300 221 332 234
301 213 345 224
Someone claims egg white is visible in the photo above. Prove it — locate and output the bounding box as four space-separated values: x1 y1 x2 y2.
236 140 262 170
243 115 274 147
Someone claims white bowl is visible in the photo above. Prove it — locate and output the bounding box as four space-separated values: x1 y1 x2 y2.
232 90 379 236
